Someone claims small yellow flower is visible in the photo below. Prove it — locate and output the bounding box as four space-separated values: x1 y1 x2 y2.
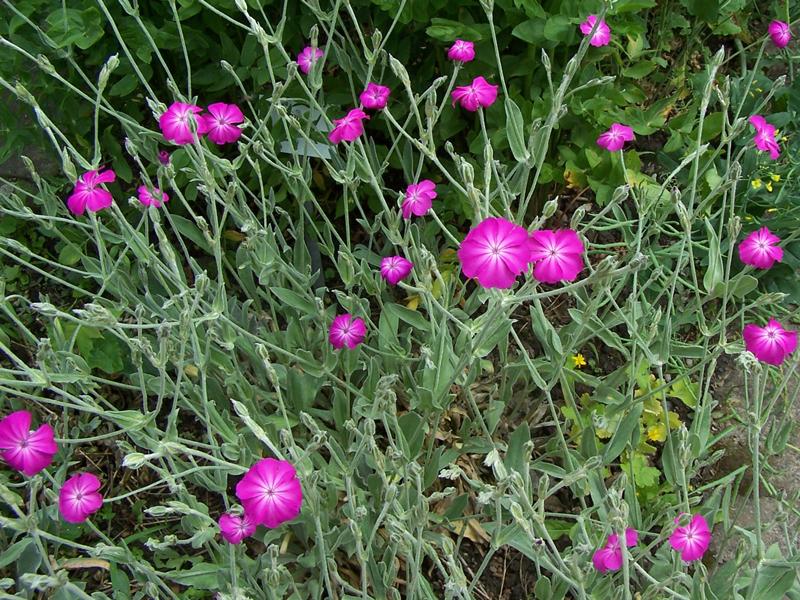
751 178 762 190
572 354 587 368
770 173 781 182
766 208 778 213
766 181 773 192
782 136 788 142
647 423 667 442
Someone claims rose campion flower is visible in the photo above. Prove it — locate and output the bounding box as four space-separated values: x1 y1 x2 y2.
198 102 244 145
159 101 203 145
137 185 169 208
0 410 57 476
380 256 413 285
738 226 782 269
743 319 798 366
528 229 586 284
669 514 711 562
580 15 611 47
297 46 323 74
593 528 638 573
235 458 303 528
448 39 475 63
402 180 437 219
328 108 370 144
749 115 781 160
768 20 791 48
457 217 532 289
158 150 170 165
328 314 367 350
451 76 499 112
66 169 116 216
59 473 104 523
359 83 391 111
218 512 256 545
597 123 635 152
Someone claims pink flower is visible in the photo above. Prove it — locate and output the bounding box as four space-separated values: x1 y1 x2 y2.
159 102 203 145
67 169 116 216
580 15 611 47
380 256 413 285
738 226 782 269
597 123 635 152
749 115 781 160
448 40 475 63
402 180 437 219
451 76 499 112
528 229 585 284
328 108 370 144
743 319 798 366
158 150 170 165
218 512 256 544
198 103 244 145
359 83 391 111
592 528 638 573
328 314 367 350
0 411 57 476
457 217 532 289
59 473 103 523
768 20 791 49
669 514 711 562
137 185 169 208
235 458 303 528
297 46 323 74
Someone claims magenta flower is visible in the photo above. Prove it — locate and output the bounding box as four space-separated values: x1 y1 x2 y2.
528 229 585 284
448 40 475 63
158 150 170 165
59 473 103 524
768 20 791 49
451 76 499 112
235 458 303 528
592 528 638 573
597 123 635 152
380 256 413 285
66 168 116 217
159 102 203 145
297 46 323 75
580 15 611 47
669 514 711 562
457 217 532 289
328 314 367 350
402 180 437 219
359 83 391 111
743 319 798 366
137 185 169 208
198 103 244 145
0 411 57 477
738 226 782 269
749 115 781 160
218 512 256 544
328 108 370 144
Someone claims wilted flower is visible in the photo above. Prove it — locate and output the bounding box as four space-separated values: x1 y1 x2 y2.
402 180 437 219
159 101 203 145
597 123 635 152
360 83 391 110
158 150 170 165
297 46 323 74
743 319 797 366
451 76 499 111
738 226 782 269
593 528 638 573
59 473 104 523
218 513 256 544
380 256 413 285
198 102 244 145
0 410 57 476
458 217 532 289
448 40 475 63
137 185 169 208
328 108 370 144
768 20 791 48
749 115 780 160
329 314 367 349
528 229 585 284
580 15 611 47
67 169 116 216
235 458 303 528
669 514 711 562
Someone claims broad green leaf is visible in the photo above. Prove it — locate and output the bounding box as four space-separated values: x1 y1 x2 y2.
0 539 32 569
750 560 796 600
271 287 316 315
702 218 723 293
385 302 430 332
505 98 529 163
603 402 643 464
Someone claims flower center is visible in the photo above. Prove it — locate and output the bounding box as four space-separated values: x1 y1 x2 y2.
489 243 503 257
18 435 30 449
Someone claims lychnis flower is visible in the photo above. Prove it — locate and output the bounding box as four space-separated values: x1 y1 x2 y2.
380 256 413 285
402 180 437 219
329 314 367 349
597 123 635 152
0 410 57 476
67 169 116 216
360 83 391 111
528 229 585 284
768 20 791 48
297 46 323 74
448 40 475 63
329 109 369 144
738 226 782 269
668 514 711 562
749 115 781 160
580 15 611 47
218 512 256 544
137 185 169 208
593 528 638 573
59 473 104 523
451 77 499 112
458 217 532 289
159 102 203 145
743 319 797 366
235 458 303 528
198 102 244 145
